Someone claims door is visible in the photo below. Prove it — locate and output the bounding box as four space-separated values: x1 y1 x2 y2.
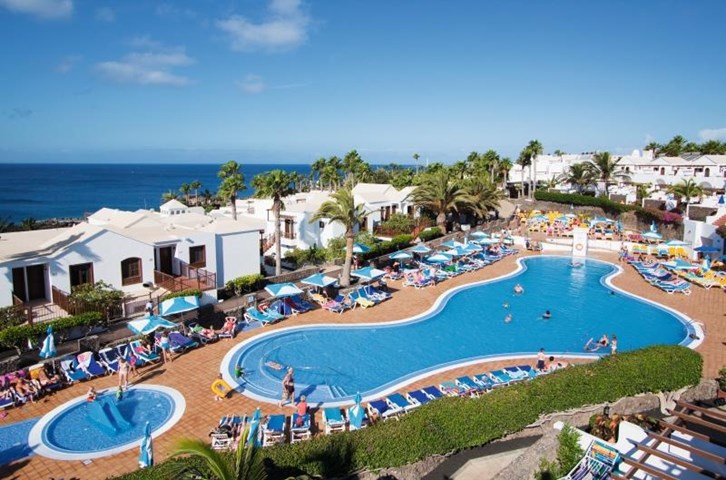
159 247 173 275
12 267 26 302
26 264 47 301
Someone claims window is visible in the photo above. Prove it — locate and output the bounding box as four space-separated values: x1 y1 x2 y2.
189 245 206 268
659 167 665 175
121 258 143 286
704 168 710 177
318 221 325 229
69 263 94 288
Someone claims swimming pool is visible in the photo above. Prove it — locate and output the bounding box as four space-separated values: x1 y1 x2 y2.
222 256 699 405
29 385 185 460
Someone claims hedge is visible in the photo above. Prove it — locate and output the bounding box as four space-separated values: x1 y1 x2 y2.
226 274 266 295
113 345 701 480
0 312 104 352
418 227 443 242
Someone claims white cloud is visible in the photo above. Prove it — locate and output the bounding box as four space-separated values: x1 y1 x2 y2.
95 41 194 87
55 55 81 74
0 0 72 19
95 6 115 22
128 35 162 49
155 3 197 20
217 0 310 52
698 127 726 141
236 74 267 94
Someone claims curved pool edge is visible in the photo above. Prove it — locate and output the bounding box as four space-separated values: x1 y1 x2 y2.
222 255 703 406
28 384 186 461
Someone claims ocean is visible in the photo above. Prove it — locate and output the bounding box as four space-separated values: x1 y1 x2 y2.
0 163 312 222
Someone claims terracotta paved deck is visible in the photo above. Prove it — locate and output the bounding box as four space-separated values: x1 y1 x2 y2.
4 251 725 479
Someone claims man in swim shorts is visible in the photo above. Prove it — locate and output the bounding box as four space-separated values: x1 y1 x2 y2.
536 348 546 371
280 367 295 406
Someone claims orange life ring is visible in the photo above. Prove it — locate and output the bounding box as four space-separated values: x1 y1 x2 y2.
575 243 584 251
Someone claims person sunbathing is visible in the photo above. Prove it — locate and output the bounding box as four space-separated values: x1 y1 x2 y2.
584 334 609 351
219 317 237 337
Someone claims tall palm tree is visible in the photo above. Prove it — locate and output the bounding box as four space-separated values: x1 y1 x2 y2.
661 135 686 157
311 157 327 189
190 180 202 205
218 161 246 220
179 183 192 205
162 190 179 202
310 188 368 287
525 139 543 199
497 157 513 190
644 141 661 157
515 152 531 198
669 179 704 215
252 170 296 276
589 152 629 196
201 189 215 206
342 149 368 186
634 183 652 203
409 169 468 233
171 430 266 480
558 163 595 194
700 140 726 155
412 152 420 173
321 156 342 190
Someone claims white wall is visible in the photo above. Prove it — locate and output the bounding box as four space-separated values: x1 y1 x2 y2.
683 219 724 260
215 231 261 286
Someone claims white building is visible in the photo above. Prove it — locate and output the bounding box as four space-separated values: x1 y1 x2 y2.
227 183 418 255
0 201 265 309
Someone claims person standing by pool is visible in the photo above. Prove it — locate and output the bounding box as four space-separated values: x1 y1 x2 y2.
118 357 130 390
536 348 547 371
279 367 295 406
610 335 618 356
159 331 173 364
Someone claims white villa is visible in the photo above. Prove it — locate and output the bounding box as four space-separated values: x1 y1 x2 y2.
509 150 726 190
220 183 418 255
0 201 265 310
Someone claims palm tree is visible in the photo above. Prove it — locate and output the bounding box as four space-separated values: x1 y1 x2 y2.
525 139 543 199
190 180 202 205
321 156 342 190
588 152 630 196
463 177 504 221
310 188 368 287
669 179 704 215
218 161 246 220
412 152 420 173
21 217 37 231
179 183 192 205
162 190 179 202
661 135 686 157
409 169 468 233
515 152 531 198
634 183 652 203
543 175 561 190
201 189 215 206
252 170 296 276
644 141 661 157
311 157 326 189
170 430 266 480
558 163 595 194
700 140 726 155
553 149 566 156
497 157 512 190
342 149 368 186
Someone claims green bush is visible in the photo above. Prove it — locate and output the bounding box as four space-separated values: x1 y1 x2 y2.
69 280 124 320
226 274 266 295
535 424 583 480
0 305 27 330
418 226 442 242
284 245 327 266
161 289 202 302
534 191 633 216
0 312 104 353
119 345 700 479
325 237 346 261
379 213 415 235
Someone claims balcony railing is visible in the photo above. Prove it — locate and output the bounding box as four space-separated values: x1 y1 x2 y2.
155 265 216 294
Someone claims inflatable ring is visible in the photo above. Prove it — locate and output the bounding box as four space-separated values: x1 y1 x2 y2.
211 378 233 399
575 243 584 251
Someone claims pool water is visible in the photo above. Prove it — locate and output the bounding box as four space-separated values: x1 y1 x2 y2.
224 257 693 404
29 385 185 460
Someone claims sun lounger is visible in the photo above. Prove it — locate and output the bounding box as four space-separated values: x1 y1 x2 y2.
76 351 108 378
291 413 312 443
455 376 485 395
422 385 445 400
439 381 467 396
386 392 418 412
322 407 347 434
129 339 161 365
348 291 375 308
487 370 512 386
244 306 283 325
99 347 121 373
284 296 310 313
406 389 433 406
333 295 355 311
367 398 402 420
360 285 392 301
263 414 287 446
269 300 298 317
503 366 530 381
210 415 244 450
59 356 89 383
473 373 496 390
291 294 315 311
514 365 539 379
168 331 199 352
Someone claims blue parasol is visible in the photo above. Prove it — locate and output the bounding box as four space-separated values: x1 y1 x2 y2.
410 244 431 254
247 407 261 447
138 421 153 468
351 267 386 281
300 273 337 288
389 251 413 260
265 282 304 298
352 243 370 254
127 315 176 335
39 326 56 359
159 295 199 316
348 393 365 429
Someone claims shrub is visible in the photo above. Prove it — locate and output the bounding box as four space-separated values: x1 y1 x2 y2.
118 345 700 479
379 213 415 235
0 305 27 330
69 281 124 320
718 366 726 391
226 274 266 295
160 289 202 302
534 190 633 216
0 312 104 354
284 246 327 266
325 237 346 261
418 227 442 242
535 424 583 480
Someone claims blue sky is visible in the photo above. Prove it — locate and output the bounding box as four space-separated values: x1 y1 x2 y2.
1 0 725 164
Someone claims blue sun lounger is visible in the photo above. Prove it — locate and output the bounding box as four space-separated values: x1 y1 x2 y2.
406 389 433 406
244 306 284 325
291 413 311 443
99 347 121 373
422 385 445 399
487 370 512 386
129 340 161 365
473 373 495 390
60 356 88 383
263 414 287 446
323 407 347 434
503 366 530 381
455 376 485 395
368 398 401 420
440 381 467 396
387 392 417 412
514 365 539 379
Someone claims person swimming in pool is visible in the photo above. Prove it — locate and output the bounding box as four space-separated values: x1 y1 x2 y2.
542 310 552 319
503 302 509 309
513 283 524 294
504 314 512 323
584 334 609 351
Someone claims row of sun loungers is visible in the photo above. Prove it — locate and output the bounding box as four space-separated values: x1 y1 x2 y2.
210 412 313 449
629 261 702 294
